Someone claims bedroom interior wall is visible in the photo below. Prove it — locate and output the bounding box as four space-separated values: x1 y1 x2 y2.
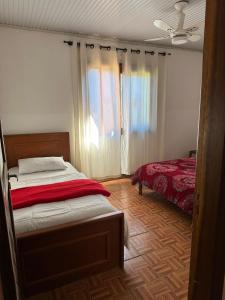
0 26 76 160
0 26 202 163
163 49 203 160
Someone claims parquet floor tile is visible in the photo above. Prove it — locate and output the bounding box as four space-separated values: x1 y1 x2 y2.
124 243 140 261
28 178 192 300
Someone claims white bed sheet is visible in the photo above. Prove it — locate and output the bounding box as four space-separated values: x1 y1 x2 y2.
10 163 118 235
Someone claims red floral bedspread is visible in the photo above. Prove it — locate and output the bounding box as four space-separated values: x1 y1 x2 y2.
132 157 196 215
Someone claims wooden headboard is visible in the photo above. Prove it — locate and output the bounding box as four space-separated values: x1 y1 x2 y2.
4 132 70 168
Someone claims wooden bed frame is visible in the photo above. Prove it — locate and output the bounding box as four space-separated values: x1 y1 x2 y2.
4 132 124 297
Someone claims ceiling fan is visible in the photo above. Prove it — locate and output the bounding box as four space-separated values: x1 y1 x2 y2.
145 0 202 45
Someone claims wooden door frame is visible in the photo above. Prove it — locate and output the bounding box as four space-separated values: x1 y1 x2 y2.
188 0 225 299
0 122 21 299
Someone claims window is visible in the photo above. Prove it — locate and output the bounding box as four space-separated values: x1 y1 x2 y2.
120 65 151 133
87 64 120 145
87 62 152 140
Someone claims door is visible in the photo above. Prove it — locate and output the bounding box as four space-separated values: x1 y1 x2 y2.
188 0 225 299
0 121 21 299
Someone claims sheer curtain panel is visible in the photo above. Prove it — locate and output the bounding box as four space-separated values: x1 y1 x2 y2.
71 43 121 179
121 50 167 175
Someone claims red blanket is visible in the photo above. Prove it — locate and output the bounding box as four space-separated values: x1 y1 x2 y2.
11 179 111 209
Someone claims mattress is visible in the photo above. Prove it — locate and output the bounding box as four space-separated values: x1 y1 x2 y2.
9 163 119 235
132 157 196 215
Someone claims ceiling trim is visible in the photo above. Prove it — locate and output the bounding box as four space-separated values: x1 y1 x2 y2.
0 23 203 53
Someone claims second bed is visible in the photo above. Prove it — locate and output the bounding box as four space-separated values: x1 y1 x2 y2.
132 157 196 215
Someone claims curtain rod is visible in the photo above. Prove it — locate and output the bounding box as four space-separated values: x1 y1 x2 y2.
63 40 171 56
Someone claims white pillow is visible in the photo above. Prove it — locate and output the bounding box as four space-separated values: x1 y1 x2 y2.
18 157 67 174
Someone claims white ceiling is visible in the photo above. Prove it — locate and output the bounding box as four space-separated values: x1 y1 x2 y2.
0 0 206 50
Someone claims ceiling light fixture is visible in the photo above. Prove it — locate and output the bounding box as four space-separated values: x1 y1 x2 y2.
145 1 201 46
172 35 187 45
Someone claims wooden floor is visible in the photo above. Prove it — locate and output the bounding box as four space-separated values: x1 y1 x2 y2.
28 179 192 300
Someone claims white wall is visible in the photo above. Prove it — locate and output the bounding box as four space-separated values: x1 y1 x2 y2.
0 26 203 162
164 49 203 159
0 27 74 134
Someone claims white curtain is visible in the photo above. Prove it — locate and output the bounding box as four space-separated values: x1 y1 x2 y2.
121 50 167 175
72 43 121 179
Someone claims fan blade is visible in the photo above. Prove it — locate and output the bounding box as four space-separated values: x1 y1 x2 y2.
153 20 175 32
144 36 170 42
188 34 201 42
185 26 199 33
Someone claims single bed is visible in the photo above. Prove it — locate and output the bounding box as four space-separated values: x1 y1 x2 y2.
132 157 196 215
4 132 125 297
10 162 121 235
